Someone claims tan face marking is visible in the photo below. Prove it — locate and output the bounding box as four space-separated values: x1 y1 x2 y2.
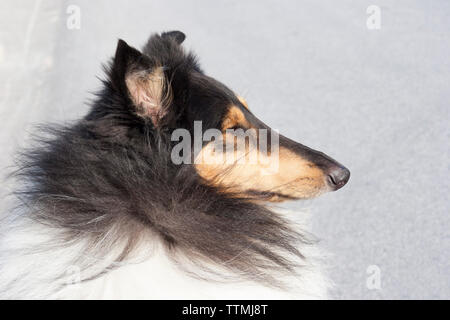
237 96 249 110
221 105 251 131
196 144 327 201
195 105 328 201
196 145 327 201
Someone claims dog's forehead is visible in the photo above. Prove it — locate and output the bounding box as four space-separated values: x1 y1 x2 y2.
183 74 248 129
190 73 235 99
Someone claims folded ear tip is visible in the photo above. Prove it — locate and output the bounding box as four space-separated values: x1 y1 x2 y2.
116 39 129 50
115 39 127 56
111 39 143 92
161 30 186 44
114 39 142 62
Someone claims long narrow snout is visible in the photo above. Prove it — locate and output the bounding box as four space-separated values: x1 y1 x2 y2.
197 108 350 201
278 134 350 192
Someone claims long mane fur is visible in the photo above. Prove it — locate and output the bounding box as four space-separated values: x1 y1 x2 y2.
4 33 313 296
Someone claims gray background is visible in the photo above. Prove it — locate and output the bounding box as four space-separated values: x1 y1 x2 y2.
0 0 448 299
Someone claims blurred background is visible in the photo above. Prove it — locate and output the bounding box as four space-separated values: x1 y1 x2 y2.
0 0 448 299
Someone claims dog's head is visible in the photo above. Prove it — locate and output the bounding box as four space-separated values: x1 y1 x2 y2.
107 31 349 202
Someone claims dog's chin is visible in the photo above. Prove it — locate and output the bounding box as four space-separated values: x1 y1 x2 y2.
242 188 327 202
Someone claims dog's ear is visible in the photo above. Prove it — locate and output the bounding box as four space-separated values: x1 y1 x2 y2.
161 31 186 45
112 39 142 86
112 39 172 127
125 66 171 126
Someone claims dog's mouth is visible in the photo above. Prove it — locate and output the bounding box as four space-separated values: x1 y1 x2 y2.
244 190 301 202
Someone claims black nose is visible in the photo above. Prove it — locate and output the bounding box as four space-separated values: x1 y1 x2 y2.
327 166 350 190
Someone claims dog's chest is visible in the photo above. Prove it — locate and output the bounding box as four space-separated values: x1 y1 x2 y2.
59 209 330 300
1 208 330 299
60 243 329 300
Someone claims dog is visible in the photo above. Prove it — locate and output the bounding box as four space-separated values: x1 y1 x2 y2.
0 31 349 299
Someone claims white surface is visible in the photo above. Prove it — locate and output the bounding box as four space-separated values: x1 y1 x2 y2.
0 0 449 299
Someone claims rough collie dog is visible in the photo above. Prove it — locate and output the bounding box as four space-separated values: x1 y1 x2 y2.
0 31 349 299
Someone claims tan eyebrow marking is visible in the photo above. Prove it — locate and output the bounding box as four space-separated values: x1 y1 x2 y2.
222 105 250 131
237 96 249 110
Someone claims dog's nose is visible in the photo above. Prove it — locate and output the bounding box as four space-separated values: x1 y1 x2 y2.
326 166 350 190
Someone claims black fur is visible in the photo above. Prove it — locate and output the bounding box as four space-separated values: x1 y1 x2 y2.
13 31 310 287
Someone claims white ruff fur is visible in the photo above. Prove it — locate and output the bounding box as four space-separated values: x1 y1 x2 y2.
0 205 330 299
